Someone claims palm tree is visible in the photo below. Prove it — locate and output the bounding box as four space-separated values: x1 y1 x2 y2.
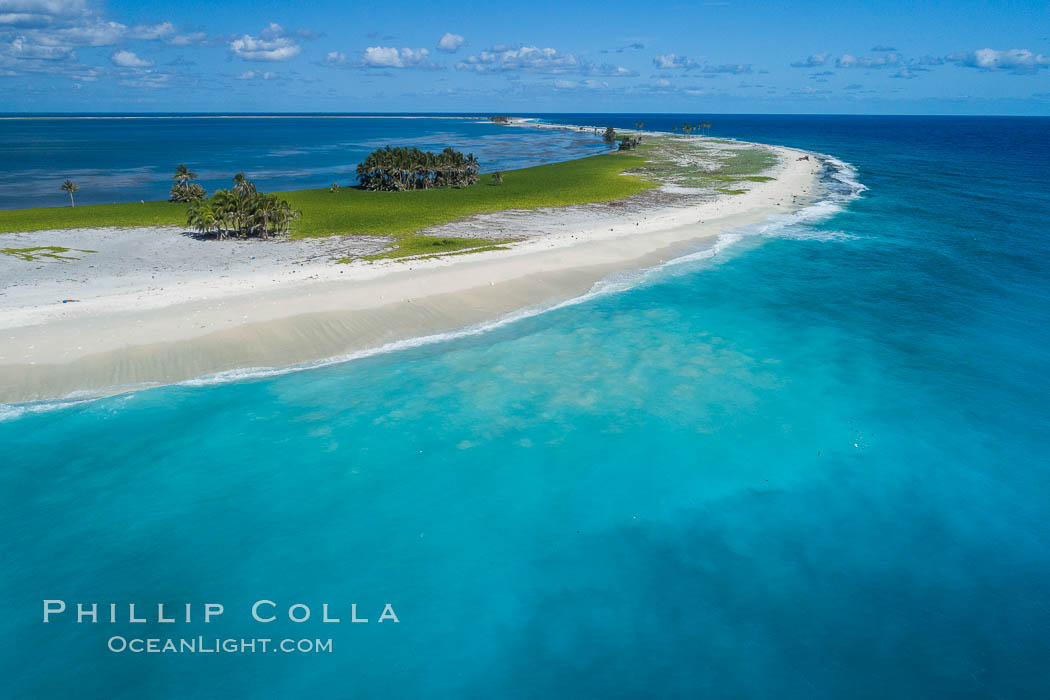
356 145 480 191
172 163 198 185
211 189 239 238
169 164 204 202
60 179 79 207
187 200 217 237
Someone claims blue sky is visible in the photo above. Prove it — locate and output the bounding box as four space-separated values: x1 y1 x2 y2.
1 0 1048 114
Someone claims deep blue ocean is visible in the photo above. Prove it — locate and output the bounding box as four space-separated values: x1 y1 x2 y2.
3 115 1050 698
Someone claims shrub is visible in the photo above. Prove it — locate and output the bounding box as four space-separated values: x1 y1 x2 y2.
169 182 206 202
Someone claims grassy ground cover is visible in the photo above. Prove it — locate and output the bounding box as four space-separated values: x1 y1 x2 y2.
0 245 96 261
0 151 653 239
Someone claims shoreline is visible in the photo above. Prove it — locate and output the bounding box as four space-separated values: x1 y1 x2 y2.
0 141 823 404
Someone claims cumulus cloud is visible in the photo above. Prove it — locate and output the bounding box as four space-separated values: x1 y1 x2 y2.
110 49 152 67
8 34 71 59
457 45 583 73
437 32 464 52
128 21 174 40
947 48 1050 73
0 0 86 28
837 51 901 68
362 46 434 68
653 54 747 74
50 18 125 45
229 23 301 61
793 50 905 70
790 52 829 68
166 31 207 47
0 1 172 77
588 63 637 77
653 53 697 69
322 50 347 66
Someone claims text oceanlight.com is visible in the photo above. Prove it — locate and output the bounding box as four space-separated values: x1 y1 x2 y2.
107 636 333 654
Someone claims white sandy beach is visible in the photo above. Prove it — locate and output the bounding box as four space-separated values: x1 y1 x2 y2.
0 142 821 403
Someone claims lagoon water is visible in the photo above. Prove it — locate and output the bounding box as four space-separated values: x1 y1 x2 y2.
0 114 610 209
3 115 1050 697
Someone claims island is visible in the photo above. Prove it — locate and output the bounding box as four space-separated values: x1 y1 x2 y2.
0 128 821 403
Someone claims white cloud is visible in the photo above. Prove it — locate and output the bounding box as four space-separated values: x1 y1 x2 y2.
790 52 829 68
837 51 900 68
128 21 174 40
553 78 607 90
0 1 86 12
590 63 637 77
235 70 279 80
653 53 698 70
110 49 152 67
117 71 170 88
437 32 464 52
229 24 301 61
0 12 52 27
0 0 84 32
362 45 433 68
47 18 125 46
322 50 347 66
457 45 583 73
167 31 207 47
948 48 1050 73
8 34 70 59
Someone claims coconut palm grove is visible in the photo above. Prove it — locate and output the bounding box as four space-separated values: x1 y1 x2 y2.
356 146 481 191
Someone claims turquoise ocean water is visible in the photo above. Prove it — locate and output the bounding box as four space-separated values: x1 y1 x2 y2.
2 115 1049 697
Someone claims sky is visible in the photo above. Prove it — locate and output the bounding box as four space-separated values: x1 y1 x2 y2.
1 0 1048 114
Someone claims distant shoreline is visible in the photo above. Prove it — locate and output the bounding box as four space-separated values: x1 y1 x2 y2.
0 114 485 121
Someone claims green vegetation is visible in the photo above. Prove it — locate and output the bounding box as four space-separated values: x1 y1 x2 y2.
627 135 777 190
712 148 779 176
60 180 79 207
0 134 783 262
187 174 299 239
0 201 187 233
672 121 712 136
284 152 653 239
356 146 479 191
0 151 655 262
489 115 510 124
1 245 95 262
170 163 206 202
618 135 642 151
603 126 617 144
